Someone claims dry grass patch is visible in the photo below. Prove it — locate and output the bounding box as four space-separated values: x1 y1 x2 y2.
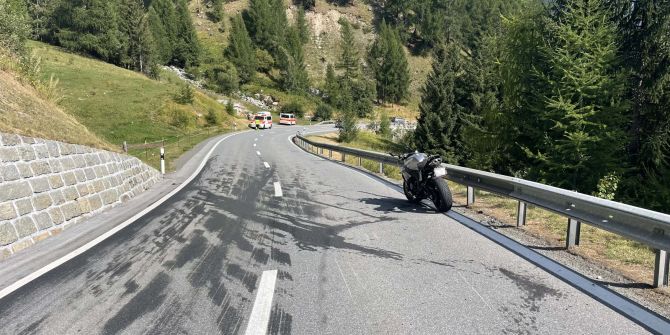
0 70 112 150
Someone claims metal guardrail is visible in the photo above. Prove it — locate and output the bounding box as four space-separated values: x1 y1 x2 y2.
294 134 670 288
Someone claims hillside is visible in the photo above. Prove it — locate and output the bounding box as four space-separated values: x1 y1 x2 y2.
0 70 112 150
191 0 431 119
31 41 242 147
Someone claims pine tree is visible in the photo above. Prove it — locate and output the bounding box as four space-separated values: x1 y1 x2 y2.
173 0 200 67
338 80 358 142
525 0 628 192
607 0 670 210
147 5 171 64
246 0 286 56
279 26 309 92
150 0 178 64
26 0 52 42
226 14 256 83
337 19 359 78
412 0 448 51
414 42 463 163
119 0 155 74
296 7 309 44
348 77 376 117
498 2 551 173
52 0 123 63
368 20 410 103
323 63 341 105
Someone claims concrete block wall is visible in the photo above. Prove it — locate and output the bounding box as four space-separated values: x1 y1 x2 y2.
0 132 162 259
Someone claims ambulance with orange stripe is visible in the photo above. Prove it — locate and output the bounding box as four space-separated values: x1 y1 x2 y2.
279 113 297 126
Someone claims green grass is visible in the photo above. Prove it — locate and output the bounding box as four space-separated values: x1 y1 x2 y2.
31 41 245 164
128 127 232 172
306 131 403 180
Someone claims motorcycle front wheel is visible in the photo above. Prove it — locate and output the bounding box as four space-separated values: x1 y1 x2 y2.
431 178 453 212
403 180 423 204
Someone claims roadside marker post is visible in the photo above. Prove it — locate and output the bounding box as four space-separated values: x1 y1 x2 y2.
160 147 165 175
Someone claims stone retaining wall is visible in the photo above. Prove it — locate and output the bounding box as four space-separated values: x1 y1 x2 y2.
0 132 162 259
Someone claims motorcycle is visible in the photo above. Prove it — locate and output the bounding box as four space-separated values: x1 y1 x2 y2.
392 152 453 212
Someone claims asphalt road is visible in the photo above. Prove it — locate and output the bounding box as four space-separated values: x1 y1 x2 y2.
0 125 655 334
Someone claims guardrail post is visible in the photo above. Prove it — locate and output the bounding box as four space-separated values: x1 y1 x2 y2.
517 201 527 227
329 149 332 159
358 157 362 166
341 153 346 162
653 250 669 287
379 162 383 174
467 186 475 206
566 218 581 248
123 141 128 153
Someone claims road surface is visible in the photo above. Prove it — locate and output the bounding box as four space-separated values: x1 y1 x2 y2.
0 125 656 334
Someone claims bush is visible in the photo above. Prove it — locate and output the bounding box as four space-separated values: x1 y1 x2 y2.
171 109 193 128
314 103 333 121
281 101 305 118
174 84 195 104
378 111 391 138
205 108 220 126
255 49 274 73
0 0 30 57
225 99 236 116
338 109 358 143
203 62 239 94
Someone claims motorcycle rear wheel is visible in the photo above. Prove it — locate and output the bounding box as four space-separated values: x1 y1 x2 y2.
432 178 453 212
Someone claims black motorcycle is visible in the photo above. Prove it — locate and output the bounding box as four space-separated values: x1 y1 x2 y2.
392 152 453 212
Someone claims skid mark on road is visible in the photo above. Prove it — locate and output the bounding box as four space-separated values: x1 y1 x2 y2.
102 272 171 334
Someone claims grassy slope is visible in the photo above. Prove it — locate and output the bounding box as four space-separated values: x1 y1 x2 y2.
306 131 662 288
0 70 112 150
190 0 430 120
33 41 241 146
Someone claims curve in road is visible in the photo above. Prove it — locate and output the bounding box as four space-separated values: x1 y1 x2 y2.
0 125 662 334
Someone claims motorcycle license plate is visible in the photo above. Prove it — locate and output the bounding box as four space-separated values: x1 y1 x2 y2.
434 166 447 178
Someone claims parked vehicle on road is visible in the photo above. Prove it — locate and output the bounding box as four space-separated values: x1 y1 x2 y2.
279 113 296 125
250 112 273 129
393 152 452 212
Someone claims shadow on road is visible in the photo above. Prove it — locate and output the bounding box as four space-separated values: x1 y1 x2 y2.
359 196 437 214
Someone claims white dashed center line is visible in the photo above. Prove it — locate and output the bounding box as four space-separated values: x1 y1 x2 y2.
264 162 270 169
253 143 257 147
273 182 283 197
244 270 278 335
256 151 261 156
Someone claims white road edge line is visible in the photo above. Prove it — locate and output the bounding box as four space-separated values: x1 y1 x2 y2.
264 162 270 169
257 151 261 156
273 182 283 197
0 131 244 301
244 270 278 335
